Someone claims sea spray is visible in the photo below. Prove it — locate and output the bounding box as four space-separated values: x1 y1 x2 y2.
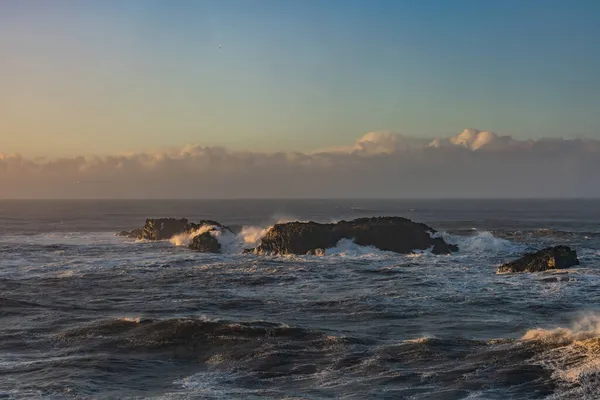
169 222 530 258
239 226 272 247
433 230 525 254
326 238 392 257
234 218 298 249
167 223 273 252
523 313 600 345
169 225 216 247
523 313 600 397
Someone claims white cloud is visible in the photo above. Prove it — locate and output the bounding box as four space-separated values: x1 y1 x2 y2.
428 128 519 150
1 129 600 198
313 131 430 155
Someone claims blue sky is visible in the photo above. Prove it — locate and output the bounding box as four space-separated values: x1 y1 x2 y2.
2 0 600 156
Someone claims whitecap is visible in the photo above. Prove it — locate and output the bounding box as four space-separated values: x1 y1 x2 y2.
523 313 600 398
435 230 525 254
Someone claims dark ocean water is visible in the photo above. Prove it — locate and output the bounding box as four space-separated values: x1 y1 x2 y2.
1 199 600 399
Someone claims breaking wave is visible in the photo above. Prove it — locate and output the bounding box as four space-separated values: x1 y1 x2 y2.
239 225 271 246
55 316 560 397
169 225 217 246
436 230 526 254
522 314 600 399
325 238 394 257
165 223 530 259
167 218 300 253
237 217 298 247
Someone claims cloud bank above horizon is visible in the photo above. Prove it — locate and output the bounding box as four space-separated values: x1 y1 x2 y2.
2 129 600 199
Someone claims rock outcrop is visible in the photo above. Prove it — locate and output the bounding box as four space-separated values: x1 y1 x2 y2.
117 228 142 238
497 246 580 273
139 218 190 241
189 231 221 253
118 218 232 240
117 218 231 253
246 217 458 255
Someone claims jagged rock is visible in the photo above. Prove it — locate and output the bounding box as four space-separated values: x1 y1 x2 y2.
247 217 458 255
497 246 580 273
117 218 232 241
138 218 190 241
188 220 231 233
116 228 142 238
189 231 221 253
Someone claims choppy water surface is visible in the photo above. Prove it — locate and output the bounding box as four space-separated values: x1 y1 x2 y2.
1 199 600 399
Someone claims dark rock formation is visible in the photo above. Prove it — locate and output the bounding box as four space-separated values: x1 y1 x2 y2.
188 220 231 233
117 218 231 253
189 231 221 253
497 246 580 273
137 218 190 241
116 228 142 238
246 217 458 255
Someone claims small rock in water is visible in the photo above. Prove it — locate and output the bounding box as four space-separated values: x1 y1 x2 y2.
188 231 221 253
497 246 579 273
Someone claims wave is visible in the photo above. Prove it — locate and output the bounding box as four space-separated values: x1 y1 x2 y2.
325 238 394 257
164 224 528 259
238 225 271 246
522 313 600 399
436 230 526 254
47 314 600 398
529 229 600 239
457 231 524 254
167 218 298 253
169 225 217 246
55 316 345 367
496 229 600 244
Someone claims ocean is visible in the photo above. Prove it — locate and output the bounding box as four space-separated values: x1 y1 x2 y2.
1 199 600 399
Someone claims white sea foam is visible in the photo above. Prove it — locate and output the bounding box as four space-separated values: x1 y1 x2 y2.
436 230 524 254
169 224 259 253
118 317 142 323
169 225 216 247
523 314 600 345
239 225 272 247
523 313 600 398
177 218 296 254
325 238 393 257
404 335 436 344
166 222 532 259
210 229 241 253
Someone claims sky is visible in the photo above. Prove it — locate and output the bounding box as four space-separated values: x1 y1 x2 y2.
1 1 600 198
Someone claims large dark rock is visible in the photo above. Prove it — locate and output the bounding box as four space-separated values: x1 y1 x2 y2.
118 218 234 241
497 246 580 273
189 231 221 253
247 217 458 255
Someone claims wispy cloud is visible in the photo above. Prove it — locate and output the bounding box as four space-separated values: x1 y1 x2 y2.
2 129 599 198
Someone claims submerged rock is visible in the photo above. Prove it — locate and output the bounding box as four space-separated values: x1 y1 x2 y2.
497 246 580 273
247 217 458 255
189 231 221 253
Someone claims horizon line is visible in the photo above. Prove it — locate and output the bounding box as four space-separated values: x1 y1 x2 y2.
1 197 599 202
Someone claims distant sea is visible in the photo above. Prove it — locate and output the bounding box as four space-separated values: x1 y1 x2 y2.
1 199 600 399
